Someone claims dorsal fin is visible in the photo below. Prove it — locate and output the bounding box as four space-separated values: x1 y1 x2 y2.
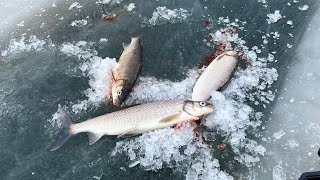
88 132 104 145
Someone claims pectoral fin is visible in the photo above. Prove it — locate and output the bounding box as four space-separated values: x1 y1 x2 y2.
88 132 104 145
112 63 121 79
159 114 181 123
117 128 140 138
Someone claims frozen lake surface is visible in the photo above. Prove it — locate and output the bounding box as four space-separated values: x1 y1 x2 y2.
0 0 319 179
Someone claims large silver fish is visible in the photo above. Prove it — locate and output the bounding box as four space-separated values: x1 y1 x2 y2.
50 100 214 151
111 36 142 106
192 51 238 101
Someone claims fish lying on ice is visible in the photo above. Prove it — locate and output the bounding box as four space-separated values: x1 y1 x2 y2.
192 51 238 101
50 100 214 151
111 36 142 106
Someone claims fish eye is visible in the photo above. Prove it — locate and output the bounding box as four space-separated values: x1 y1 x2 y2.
117 91 122 95
199 102 206 107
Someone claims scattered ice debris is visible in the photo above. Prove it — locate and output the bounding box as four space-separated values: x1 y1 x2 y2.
125 3 135 12
93 175 102 180
273 162 286 180
71 100 89 114
217 17 246 30
1 51 7 57
60 41 117 110
68 2 82 10
96 0 123 6
287 20 293 25
289 98 295 103
17 21 25 27
271 32 280 39
99 38 108 44
273 129 285 140
1 35 52 57
257 0 268 7
287 139 299 148
52 2 57 7
266 10 282 24
262 35 268 44
70 19 88 27
258 0 267 3
299 5 309 11
143 6 191 26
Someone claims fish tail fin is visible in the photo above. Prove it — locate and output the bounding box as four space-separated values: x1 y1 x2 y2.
50 106 75 151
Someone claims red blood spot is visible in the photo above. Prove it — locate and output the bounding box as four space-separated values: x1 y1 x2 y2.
203 20 210 27
102 15 117 22
194 129 202 141
198 114 205 119
217 143 226 151
174 121 188 134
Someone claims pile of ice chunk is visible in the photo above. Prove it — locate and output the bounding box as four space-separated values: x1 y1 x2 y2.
113 123 233 180
59 41 117 112
125 69 197 105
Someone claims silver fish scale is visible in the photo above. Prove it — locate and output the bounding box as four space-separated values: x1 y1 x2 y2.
117 39 141 85
192 54 238 101
75 100 185 135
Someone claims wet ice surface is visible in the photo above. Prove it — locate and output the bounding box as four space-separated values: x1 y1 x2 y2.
1 0 320 179
249 7 320 179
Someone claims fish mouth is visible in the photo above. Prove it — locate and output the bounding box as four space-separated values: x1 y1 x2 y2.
207 104 215 113
113 99 121 106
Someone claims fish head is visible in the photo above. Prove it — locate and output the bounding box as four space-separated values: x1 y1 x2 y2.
183 100 214 117
112 80 129 106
